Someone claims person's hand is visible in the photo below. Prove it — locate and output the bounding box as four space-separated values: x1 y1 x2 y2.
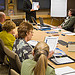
58 26 62 28
37 5 40 9
48 51 54 59
30 9 35 11
52 26 57 29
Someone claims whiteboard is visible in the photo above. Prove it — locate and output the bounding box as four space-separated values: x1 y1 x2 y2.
51 0 67 17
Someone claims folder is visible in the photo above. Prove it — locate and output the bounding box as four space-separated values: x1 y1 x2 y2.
49 55 75 65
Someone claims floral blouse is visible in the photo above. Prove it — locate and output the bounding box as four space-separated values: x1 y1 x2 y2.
12 38 33 62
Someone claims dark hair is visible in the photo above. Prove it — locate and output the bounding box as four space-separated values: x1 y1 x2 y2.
69 9 75 16
18 21 33 39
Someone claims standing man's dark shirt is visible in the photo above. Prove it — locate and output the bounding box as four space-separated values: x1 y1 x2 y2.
23 0 36 23
0 23 2 32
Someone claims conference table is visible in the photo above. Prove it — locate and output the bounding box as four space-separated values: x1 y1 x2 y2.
31 26 75 69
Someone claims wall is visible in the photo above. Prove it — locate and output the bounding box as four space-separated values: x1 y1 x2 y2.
5 0 75 26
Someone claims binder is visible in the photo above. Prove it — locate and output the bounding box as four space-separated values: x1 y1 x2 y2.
49 55 75 65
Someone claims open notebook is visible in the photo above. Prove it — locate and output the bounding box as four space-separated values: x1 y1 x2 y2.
44 36 59 51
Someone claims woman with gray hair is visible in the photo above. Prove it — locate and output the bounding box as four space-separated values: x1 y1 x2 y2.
0 12 6 32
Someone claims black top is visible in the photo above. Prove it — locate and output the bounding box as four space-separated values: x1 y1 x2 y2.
0 23 2 32
23 0 36 23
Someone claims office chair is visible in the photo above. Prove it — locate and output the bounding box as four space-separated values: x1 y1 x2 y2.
4 46 21 74
0 39 8 64
10 15 24 26
73 24 75 32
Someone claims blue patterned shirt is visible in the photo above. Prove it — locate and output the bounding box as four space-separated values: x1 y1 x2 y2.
12 39 33 62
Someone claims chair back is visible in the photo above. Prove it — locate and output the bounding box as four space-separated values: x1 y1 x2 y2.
10 69 20 75
0 39 6 63
4 46 21 74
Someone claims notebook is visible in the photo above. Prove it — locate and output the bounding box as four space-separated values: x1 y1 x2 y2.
39 17 51 27
44 36 59 51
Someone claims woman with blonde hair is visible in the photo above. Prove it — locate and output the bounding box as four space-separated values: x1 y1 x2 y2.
21 42 55 75
0 20 16 50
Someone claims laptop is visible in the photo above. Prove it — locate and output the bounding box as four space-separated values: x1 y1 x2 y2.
39 17 51 27
31 16 39 25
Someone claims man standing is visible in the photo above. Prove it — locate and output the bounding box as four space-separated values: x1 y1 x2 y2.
0 12 6 32
23 0 39 23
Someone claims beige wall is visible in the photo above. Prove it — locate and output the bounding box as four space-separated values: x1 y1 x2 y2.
4 0 75 26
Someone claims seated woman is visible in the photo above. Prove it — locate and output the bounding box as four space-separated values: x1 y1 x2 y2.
13 21 33 62
53 9 75 32
59 9 75 32
0 20 16 50
21 42 55 75
0 12 6 32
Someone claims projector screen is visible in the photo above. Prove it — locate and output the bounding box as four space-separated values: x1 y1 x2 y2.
51 0 67 17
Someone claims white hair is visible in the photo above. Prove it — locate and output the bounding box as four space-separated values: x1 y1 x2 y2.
0 12 5 17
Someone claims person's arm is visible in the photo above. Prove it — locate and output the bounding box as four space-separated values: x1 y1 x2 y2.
62 17 75 29
48 51 54 59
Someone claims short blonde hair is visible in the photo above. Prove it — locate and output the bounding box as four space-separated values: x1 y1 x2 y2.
2 20 16 32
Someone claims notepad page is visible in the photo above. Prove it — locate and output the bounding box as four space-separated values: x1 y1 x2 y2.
45 37 58 51
55 66 75 75
55 57 74 64
32 2 39 10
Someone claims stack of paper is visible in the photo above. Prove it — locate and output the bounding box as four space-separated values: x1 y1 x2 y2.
62 31 75 35
55 66 75 75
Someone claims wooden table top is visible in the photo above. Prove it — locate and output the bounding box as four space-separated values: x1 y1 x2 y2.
31 27 75 69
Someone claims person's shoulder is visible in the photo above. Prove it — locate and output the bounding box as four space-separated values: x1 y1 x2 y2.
22 59 36 66
23 59 35 64
71 16 75 19
46 65 55 75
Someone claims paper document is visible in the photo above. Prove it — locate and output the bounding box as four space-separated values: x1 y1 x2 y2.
62 31 72 34
32 2 39 10
55 57 74 64
53 28 64 31
45 37 58 51
66 33 75 35
55 66 75 75
54 48 66 56
27 40 38 47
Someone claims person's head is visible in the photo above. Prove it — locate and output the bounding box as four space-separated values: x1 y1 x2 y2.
68 9 75 17
33 42 49 75
0 12 6 23
2 20 16 34
18 21 33 41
